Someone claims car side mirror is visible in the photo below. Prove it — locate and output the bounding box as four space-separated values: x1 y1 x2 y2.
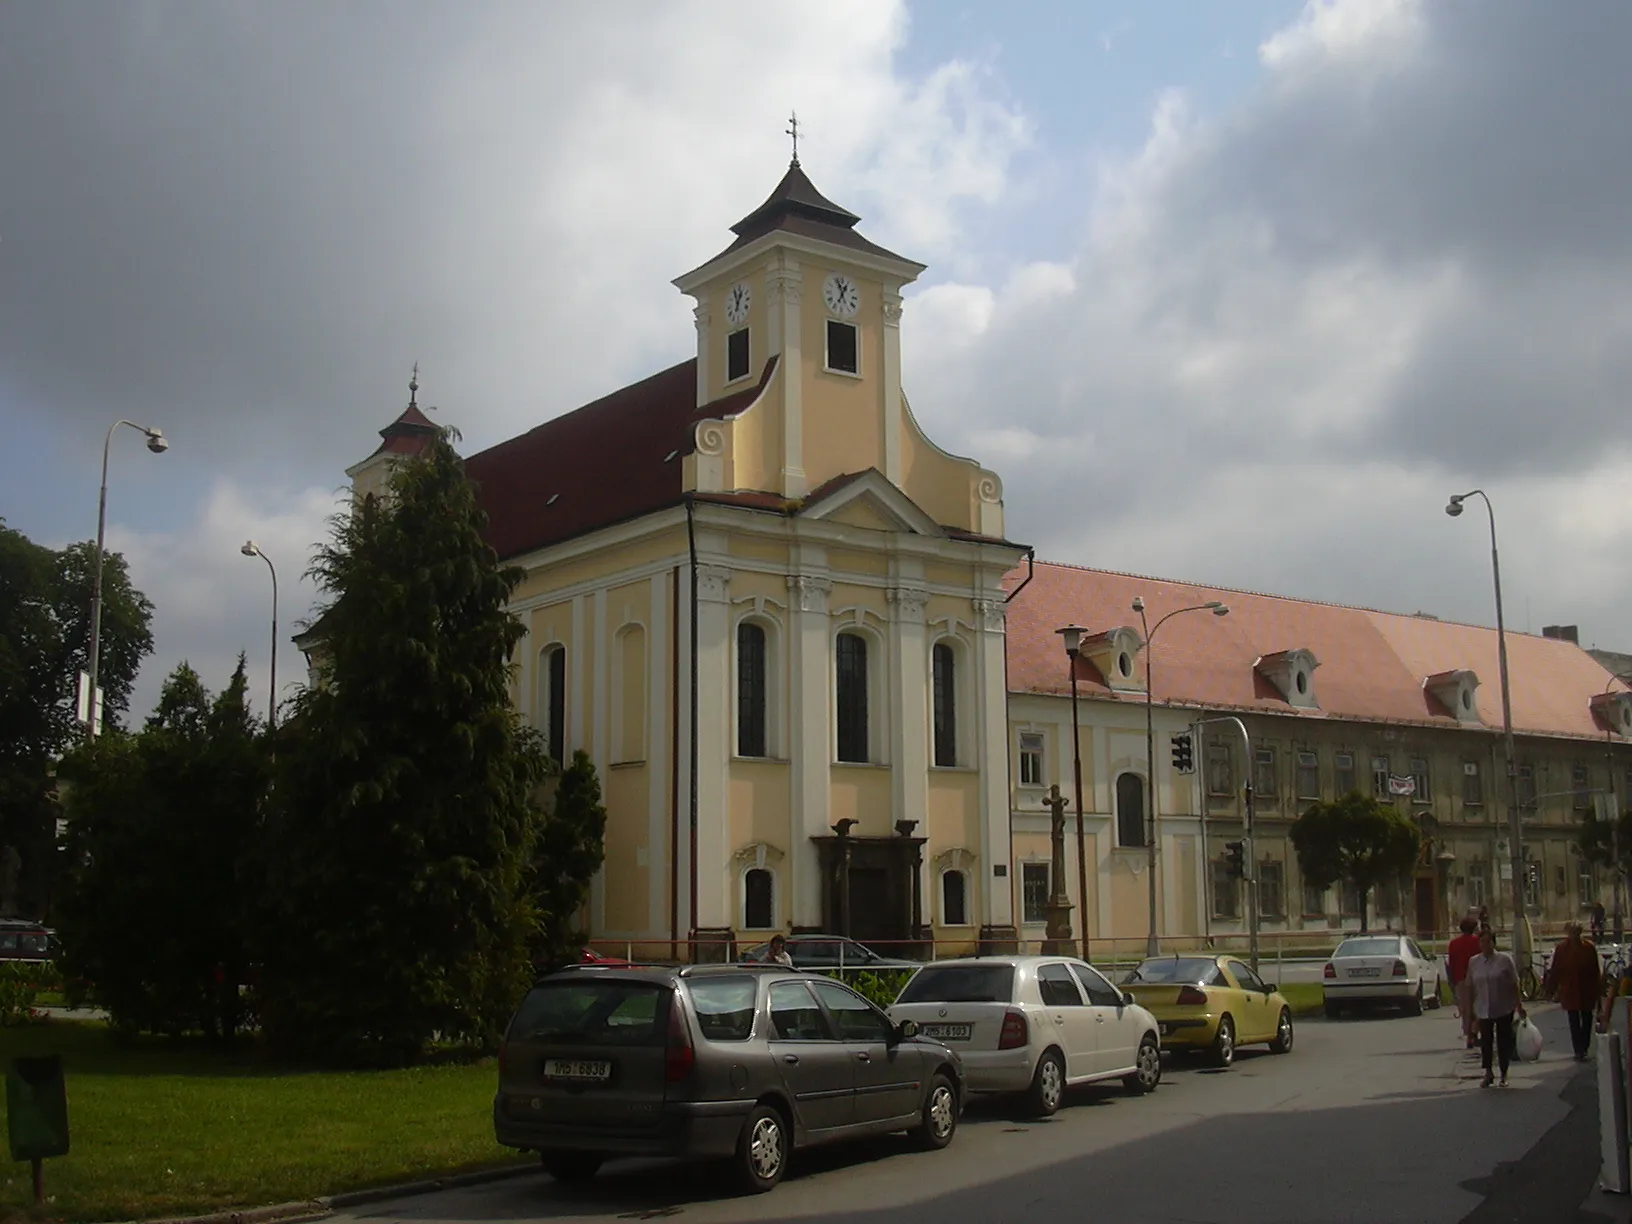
1261 983 1277 994
896 1019 919 1042
1121 990 1136 1007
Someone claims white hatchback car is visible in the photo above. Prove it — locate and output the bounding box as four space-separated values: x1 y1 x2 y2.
1322 934 1443 1016
886 955 1162 1116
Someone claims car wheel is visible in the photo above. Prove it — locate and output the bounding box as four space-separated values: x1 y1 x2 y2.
540 1152 603 1182
912 1073 958 1150
1406 982 1424 1016
1210 1015 1236 1067
733 1104 788 1194
1026 1048 1065 1116
1269 1007 1294 1054
1123 1034 1162 1094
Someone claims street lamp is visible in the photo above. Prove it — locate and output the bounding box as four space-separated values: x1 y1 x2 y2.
240 542 279 729
1056 624 1091 962
1599 671 1632 942
1445 489 1525 963
1132 597 1229 956
86 420 168 736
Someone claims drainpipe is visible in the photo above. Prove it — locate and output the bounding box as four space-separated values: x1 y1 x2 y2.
686 495 700 955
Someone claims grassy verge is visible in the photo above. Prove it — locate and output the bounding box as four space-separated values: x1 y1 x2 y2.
1278 983 1324 1017
0 1020 525 1223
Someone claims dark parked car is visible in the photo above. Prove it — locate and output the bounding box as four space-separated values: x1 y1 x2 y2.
739 934 919 972
494 963 963 1192
0 920 55 963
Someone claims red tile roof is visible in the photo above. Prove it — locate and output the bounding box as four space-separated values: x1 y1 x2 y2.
368 400 439 459
464 357 778 561
1006 561 1631 741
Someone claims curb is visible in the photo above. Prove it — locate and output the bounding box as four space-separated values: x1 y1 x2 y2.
125 1161 541 1224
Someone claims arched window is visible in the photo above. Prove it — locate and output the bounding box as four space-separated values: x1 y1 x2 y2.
539 644 567 766
738 621 767 758
1116 772 1146 848
744 868 774 929
932 642 957 767
941 870 968 926
835 632 870 763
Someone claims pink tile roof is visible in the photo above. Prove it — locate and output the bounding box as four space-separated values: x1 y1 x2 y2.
1005 561 1631 741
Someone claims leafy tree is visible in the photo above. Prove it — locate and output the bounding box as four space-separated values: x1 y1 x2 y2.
530 749 607 971
55 658 265 1037
1291 792 1422 932
257 431 549 1065
0 520 153 918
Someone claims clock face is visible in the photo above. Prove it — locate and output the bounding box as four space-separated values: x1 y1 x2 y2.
725 281 751 327
823 273 860 317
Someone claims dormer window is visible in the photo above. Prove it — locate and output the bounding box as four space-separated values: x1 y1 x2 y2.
1256 649 1320 709
727 327 750 382
1425 669 1482 725
1079 627 1144 694
1592 690 1632 738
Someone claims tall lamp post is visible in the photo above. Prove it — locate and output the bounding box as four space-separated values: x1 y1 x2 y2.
1445 490 1525 963
1600 671 1632 943
240 541 279 729
86 420 168 736
1132 597 1229 956
1056 625 1091 962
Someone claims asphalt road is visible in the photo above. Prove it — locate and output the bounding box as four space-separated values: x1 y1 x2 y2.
340 1005 1620 1224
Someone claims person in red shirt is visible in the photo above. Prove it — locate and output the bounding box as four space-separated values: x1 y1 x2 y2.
1447 916 1481 1050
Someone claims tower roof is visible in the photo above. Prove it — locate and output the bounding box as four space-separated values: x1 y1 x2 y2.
368 369 440 459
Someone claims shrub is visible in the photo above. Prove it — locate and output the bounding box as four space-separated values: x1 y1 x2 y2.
824 968 912 1009
0 960 61 1026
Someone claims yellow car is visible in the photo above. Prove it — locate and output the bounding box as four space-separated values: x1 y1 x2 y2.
1121 954 1294 1068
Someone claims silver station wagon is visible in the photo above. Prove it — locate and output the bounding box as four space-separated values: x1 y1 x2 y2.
494 963 965 1192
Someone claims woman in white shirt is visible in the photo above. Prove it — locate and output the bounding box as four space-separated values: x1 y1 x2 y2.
1467 928 1526 1087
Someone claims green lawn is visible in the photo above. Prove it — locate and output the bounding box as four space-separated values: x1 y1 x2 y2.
0 1020 527 1223
1278 983 1324 1016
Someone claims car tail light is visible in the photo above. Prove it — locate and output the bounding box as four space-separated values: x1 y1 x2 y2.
998 1009 1028 1050
1323 963 1336 980
1176 985 1208 1006
665 997 695 1083
1392 960 1407 977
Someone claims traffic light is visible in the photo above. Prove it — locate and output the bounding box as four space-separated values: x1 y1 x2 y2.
1171 732 1194 774
1223 841 1246 879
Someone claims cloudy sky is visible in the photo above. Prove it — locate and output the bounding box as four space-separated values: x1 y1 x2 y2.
3 0 1629 722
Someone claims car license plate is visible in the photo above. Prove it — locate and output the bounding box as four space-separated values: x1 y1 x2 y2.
544 1058 612 1082
1350 967 1381 978
920 1023 972 1041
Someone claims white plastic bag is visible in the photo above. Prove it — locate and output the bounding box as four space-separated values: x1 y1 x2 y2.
1515 1014 1544 1062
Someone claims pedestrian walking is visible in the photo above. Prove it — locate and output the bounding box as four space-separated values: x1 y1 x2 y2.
1446 916 1481 1050
1469 927 1524 1088
1547 922 1601 1061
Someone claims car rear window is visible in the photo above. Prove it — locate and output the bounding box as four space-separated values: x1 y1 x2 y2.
687 978 758 1042
1335 938 1400 958
896 964 1015 1004
509 980 668 1046
1125 957 1223 986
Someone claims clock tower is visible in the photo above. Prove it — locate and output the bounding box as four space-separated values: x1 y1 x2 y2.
673 155 929 504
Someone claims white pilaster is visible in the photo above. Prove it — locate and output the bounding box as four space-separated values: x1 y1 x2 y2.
973 596 1014 928
881 288 903 486
675 566 694 939
592 588 608 776
888 583 929 837
693 302 710 408
648 571 671 937
571 595 586 756
768 258 805 497
694 562 733 931
787 566 832 928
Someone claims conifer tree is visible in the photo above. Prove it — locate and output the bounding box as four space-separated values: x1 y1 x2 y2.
258 431 549 1064
532 749 607 970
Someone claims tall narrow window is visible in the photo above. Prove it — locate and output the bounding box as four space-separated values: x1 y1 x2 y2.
1116 772 1146 848
1409 756 1431 803
1462 761 1483 806
1211 861 1240 919
1258 861 1285 919
737 621 767 758
1018 732 1045 787
941 870 968 926
826 320 858 374
744 868 773 929
932 642 957 767
727 327 750 382
1517 763 1537 808
541 645 567 766
1335 751 1357 796
1296 751 1320 801
835 632 869 763
1254 747 1279 799
1206 742 1234 798
1573 763 1592 811
1371 755 1391 800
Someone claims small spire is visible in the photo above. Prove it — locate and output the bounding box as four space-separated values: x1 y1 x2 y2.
785 110 800 167
408 361 419 408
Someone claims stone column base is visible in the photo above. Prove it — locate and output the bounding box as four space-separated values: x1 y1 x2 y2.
978 924 1019 955
689 928 736 963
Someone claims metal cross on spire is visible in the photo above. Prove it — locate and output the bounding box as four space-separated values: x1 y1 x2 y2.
409 361 419 408
786 110 800 166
